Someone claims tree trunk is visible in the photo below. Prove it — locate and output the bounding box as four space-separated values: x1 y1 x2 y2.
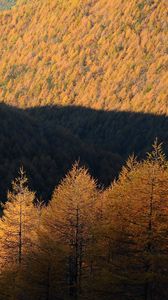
145 177 154 300
18 202 22 265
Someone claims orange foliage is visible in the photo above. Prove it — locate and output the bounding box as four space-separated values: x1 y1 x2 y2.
0 0 167 113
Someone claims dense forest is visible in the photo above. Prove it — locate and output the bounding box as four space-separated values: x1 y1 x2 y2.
0 0 167 201
0 0 168 299
0 103 122 202
0 142 168 300
1 102 168 203
0 0 167 113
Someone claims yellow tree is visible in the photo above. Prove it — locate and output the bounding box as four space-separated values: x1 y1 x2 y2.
0 168 38 299
95 157 138 300
104 142 168 300
43 162 98 299
20 202 67 300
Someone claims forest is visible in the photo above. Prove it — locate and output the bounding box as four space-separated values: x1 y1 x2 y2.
0 0 167 202
1 102 168 203
0 0 167 113
0 142 168 300
0 0 167 299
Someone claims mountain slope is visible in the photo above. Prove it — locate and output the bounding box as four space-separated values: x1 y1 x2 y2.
1 102 168 203
0 103 121 202
0 0 167 113
0 0 167 201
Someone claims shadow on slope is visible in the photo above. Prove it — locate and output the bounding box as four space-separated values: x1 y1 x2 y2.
28 105 168 157
0 102 168 202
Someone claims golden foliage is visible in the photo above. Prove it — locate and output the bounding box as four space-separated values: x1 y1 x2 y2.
0 0 167 113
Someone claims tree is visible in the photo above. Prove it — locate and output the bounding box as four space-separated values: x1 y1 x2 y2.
43 162 98 299
104 142 168 300
0 168 38 299
20 200 66 300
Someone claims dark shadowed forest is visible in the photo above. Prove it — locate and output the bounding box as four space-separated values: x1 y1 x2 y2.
1 102 168 202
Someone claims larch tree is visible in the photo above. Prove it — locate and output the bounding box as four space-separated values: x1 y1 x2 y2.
0 168 38 300
43 162 98 299
104 142 168 300
97 156 138 300
21 202 66 300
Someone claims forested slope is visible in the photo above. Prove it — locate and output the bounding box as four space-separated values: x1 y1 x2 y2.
0 1 168 298
0 103 121 202
0 0 167 201
1 102 168 203
0 0 167 113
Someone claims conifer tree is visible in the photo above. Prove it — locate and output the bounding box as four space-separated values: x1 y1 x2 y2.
21 202 66 300
43 162 98 299
104 142 168 300
0 168 38 299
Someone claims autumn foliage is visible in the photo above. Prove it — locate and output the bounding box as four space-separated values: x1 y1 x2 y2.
0 1 167 297
0 143 168 299
0 0 167 113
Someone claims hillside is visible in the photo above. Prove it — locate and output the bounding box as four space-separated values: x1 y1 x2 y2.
0 0 167 113
1 102 168 203
0 0 167 201
0 1 168 298
0 103 121 202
